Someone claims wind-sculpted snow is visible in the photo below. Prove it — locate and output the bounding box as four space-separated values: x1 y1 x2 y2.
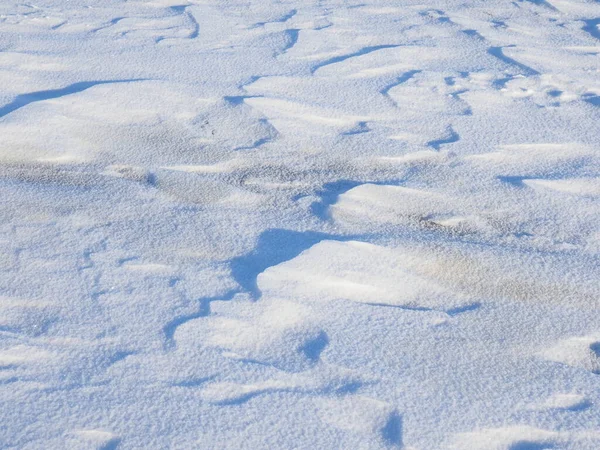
1 0 599 449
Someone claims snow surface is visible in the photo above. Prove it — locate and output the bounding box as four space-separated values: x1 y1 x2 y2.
0 0 599 448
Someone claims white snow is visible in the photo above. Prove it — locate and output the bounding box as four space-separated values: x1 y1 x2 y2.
1 0 599 448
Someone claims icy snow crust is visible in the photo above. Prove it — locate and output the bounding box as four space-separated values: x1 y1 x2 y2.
0 0 599 448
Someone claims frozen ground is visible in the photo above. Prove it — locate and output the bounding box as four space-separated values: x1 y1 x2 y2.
0 0 599 448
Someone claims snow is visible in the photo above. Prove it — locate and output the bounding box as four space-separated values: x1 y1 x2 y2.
0 0 599 448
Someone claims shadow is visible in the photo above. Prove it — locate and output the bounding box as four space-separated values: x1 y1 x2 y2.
91 17 125 33
446 302 481 316
280 29 300 54
275 9 298 23
188 18 199 40
211 391 265 406
583 94 600 108
509 442 554 450
311 45 400 74
590 342 600 374
462 29 485 40
497 175 527 187
342 121 371 136
567 399 593 411
365 303 432 312
230 229 342 297
169 5 188 14
310 180 363 219
162 290 238 347
492 75 516 90
309 178 408 220
487 46 540 77
253 9 297 27
427 126 460 150
165 227 363 346
381 70 421 97
168 5 199 39
382 412 403 447
0 80 146 119
582 18 600 40
331 380 365 395
172 375 216 388
99 438 121 450
223 95 262 106
106 17 125 26
235 136 273 151
235 118 278 150
448 89 473 115
106 351 136 367
299 331 329 361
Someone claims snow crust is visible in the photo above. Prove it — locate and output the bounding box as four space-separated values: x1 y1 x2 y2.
0 0 599 448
